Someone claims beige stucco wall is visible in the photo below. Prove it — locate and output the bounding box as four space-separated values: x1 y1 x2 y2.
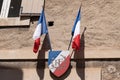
0 0 120 80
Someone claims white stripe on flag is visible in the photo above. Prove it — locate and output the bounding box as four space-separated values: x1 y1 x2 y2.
33 24 41 40
73 20 80 39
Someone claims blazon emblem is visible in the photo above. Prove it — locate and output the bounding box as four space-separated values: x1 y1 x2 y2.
48 50 70 77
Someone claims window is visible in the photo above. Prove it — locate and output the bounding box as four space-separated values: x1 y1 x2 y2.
0 0 3 13
0 0 11 18
8 0 22 17
0 0 44 17
0 0 22 18
0 0 30 26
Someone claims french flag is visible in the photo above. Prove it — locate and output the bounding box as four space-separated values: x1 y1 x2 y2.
71 9 81 50
33 9 48 53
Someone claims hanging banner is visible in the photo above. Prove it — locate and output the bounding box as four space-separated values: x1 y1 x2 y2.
48 50 70 77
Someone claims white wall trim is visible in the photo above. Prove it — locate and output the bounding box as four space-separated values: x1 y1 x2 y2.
0 0 11 18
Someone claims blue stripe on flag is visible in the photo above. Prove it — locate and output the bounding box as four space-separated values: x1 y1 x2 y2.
38 9 48 35
72 9 81 36
48 51 61 65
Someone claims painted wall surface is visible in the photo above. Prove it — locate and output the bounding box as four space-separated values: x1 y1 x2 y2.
0 0 120 80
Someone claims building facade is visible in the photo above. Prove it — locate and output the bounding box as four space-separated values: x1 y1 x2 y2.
0 0 120 80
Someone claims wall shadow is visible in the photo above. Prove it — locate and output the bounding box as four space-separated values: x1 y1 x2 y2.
0 66 23 80
36 34 51 80
74 27 86 80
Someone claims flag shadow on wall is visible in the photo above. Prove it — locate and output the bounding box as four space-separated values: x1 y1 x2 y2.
36 34 51 80
74 27 86 80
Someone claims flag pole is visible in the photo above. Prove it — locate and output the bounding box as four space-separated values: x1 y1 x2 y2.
67 36 73 50
43 0 52 51
43 0 45 11
47 33 52 51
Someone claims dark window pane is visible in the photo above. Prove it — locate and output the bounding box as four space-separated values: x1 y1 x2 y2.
8 0 22 17
0 0 3 13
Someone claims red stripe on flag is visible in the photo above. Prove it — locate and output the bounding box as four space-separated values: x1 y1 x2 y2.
72 34 80 50
33 38 40 53
53 55 70 77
